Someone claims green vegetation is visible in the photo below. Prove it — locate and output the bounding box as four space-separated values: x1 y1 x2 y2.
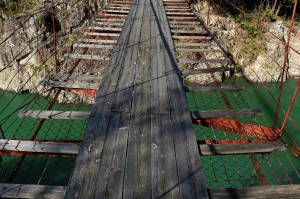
240 36 266 62
234 13 266 62
0 0 40 15
236 14 260 36
31 57 53 76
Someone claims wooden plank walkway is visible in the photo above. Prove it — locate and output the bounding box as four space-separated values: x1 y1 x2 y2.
65 0 208 198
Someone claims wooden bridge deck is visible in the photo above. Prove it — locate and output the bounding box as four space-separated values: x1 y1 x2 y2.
65 0 208 198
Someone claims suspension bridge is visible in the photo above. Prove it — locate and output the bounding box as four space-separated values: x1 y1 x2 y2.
0 0 299 198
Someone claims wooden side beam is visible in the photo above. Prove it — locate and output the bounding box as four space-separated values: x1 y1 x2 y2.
18 110 91 120
184 86 246 92
0 139 80 155
0 183 65 198
45 74 103 81
87 27 122 32
64 54 110 61
191 109 263 119
199 141 286 155
168 21 200 25
173 35 211 40
171 30 207 34
176 48 221 53
209 185 300 199
83 32 120 37
181 67 230 75
178 58 229 64
73 43 114 49
41 80 99 90
175 42 213 47
96 18 125 22
80 39 117 43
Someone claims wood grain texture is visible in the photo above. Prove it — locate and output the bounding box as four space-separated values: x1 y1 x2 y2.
0 183 65 198
178 58 229 64
0 139 79 154
209 185 300 199
18 110 90 119
73 43 114 49
64 54 110 60
185 86 246 92
199 141 286 155
45 74 103 81
65 0 208 198
191 109 263 119
181 67 230 75
41 80 99 90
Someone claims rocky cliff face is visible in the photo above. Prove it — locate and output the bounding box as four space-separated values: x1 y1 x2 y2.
192 1 300 83
0 0 104 92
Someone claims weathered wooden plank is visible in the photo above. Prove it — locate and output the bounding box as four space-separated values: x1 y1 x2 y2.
199 141 286 155
150 8 166 196
127 1 152 197
159 0 209 196
108 4 131 8
165 6 190 9
83 32 120 37
173 35 211 40
95 3 143 198
171 29 207 34
80 38 117 43
93 21 124 26
105 11 141 198
0 139 80 154
108 6 131 10
87 27 122 31
122 1 147 198
18 110 90 119
41 80 99 90
170 24 203 29
185 86 247 92
175 42 213 47
181 67 230 75
105 10 129 14
176 48 221 53
191 109 263 119
154 2 181 195
167 16 198 20
167 12 195 16
96 18 125 22
45 74 103 81
209 185 300 199
178 58 229 64
169 21 201 25
101 14 127 18
0 183 65 198
65 1 139 198
110 1 132 4
73 43 114 49
64 54 110 60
